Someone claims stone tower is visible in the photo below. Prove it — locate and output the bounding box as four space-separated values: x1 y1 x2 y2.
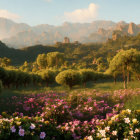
63 37 70 43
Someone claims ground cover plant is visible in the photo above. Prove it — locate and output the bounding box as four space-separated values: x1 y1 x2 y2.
0 89 140 139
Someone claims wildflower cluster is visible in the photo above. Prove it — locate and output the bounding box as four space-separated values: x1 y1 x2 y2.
0 89 140 139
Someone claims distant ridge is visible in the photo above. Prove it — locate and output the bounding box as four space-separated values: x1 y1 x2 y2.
0 18 140 48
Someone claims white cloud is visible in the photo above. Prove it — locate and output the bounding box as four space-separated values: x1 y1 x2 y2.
0 9 20 21
64 3 98 23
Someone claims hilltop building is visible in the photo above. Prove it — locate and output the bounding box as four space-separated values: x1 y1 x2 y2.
73 41 81 45
63 37 70 43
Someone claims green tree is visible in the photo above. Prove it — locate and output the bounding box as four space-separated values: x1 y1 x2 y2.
109 49 140 88
47 52 64 67
105 69 120 84
0 80 3 93
80 69 96 87
0 57 11 67
0 67 8 87
36 54 47 69
32 74 42 86
40 70 56 87
55 70 82 89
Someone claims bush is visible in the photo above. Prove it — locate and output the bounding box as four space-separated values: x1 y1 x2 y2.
32 74 42 86
55 69 82 89
0 80 2 93
80 69 96 86
0 67 8 87
40 70 56 86
0 114 67 140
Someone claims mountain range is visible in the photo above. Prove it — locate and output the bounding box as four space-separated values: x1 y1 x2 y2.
0 18 140 48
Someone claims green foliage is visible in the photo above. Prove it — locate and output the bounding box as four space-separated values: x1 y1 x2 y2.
0 80 2 93
47 52 65 67
109 49 139 72
55 70 82 89
0 67 8 82
0 67 41 88
1 33 140 69
108 49 140 88
32 74 42 86
19 61 32 72
36 53 47 69
0 57 11 67
36 52 65 69
80 69 96 86
40 70 56 86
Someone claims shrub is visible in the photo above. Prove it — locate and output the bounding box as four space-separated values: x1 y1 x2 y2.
40 70 56 86
32 74 42 86
55 69 82 89
0 80 2 93
0 114 67 140
80 69 96 86
0 67 8 87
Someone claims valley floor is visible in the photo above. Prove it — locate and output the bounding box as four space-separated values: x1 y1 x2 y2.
0 81 140 139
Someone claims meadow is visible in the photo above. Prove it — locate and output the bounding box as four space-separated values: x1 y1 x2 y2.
0 81 140 140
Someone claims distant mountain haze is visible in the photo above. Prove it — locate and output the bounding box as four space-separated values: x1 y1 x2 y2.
0 18 30 39
0 18 140 48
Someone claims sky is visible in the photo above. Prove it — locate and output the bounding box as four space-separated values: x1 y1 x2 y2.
0 0 139 26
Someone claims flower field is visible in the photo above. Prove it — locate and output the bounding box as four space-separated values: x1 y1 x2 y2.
0 89 140 139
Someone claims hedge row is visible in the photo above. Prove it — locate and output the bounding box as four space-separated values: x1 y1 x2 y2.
0 67 112 89
0 67 41 88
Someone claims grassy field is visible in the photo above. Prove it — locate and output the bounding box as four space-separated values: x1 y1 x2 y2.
1 80 140 97
1 81 140 111
0 81 140 109
0 81 140 139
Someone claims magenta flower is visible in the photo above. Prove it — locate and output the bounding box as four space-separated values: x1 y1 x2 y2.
40 132 46 139
19 129 25 136
11 126 16 133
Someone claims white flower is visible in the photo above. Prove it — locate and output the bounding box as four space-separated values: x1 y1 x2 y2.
135 128 139 133
112 130 117 136
11 126 16 133
105 126 110 131
126 109 131 114
19 129 25 136
87 135 93 140
30 123 36 129
124 118 130 124
99 130 106 137
40 132 46 139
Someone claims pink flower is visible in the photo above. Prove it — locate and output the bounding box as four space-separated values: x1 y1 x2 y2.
28 98 34 102
40 132 46 139
87 97 92 102
19 129 25 136
20 113 23 117
11 126 16 133
64 105 68 109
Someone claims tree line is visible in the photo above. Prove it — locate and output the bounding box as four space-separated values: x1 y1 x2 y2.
0 48 140 92
0 67 111 92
